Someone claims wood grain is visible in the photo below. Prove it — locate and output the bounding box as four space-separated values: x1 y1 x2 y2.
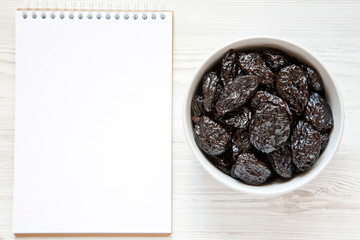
1 0 360 239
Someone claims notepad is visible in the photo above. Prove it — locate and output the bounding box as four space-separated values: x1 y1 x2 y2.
14 3 172 235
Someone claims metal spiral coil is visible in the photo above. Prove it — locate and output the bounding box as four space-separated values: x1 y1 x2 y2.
21 2 167 20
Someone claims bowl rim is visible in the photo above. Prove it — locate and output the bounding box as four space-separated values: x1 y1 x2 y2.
182 36 345 195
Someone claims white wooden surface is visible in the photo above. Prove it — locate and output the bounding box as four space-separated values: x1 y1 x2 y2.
1 0 360 239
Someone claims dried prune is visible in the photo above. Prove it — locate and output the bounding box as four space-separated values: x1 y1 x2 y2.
276 64 309 115
238 52 274 89
206 153 231 167
249 102 291 153
291 120 321 171
231 153 272 185
320 132 330 151
221 49 238 85
251 91 292 120
194 116 231 155
191 95 205 123
219 71 227 87
267 145 293 178
303 65 324 93
202 71 220 112
215 75 259 115
206 151 233 176
214 164 231 176
219 107 252 129
305 92 334 131
232 130 252 158
262 48 289 70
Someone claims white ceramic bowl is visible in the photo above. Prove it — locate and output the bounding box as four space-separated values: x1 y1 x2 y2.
183 37 344 195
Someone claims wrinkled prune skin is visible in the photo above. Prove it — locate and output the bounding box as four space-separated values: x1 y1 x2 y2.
191 95 205 123
194 116 231 155
291 120 321 171
267 145 293 178
302 65 324 93
215 164 231 176
276 64 309 115
251 91 292 120
221 49 238 85
249 102 291 154
232 130 252 158
202 71 220 112
262 48 289 70
206 153 231 167
219 107 252 129
238 52 274 89
216 75 259 115
305 92 334 131
231 153 272 185
320 132 330 152
206 151 233 176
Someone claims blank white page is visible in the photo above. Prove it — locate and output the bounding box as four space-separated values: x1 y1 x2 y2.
14 9 172 234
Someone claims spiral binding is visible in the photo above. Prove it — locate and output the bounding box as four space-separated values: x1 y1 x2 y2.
20 2 166 20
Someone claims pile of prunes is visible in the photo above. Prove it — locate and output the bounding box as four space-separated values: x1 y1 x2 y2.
191 48 333 185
